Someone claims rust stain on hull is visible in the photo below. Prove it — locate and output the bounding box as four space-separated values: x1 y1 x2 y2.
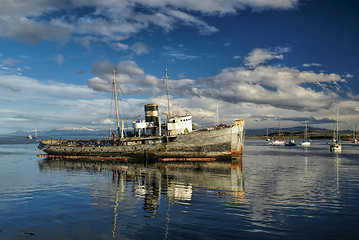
231 120 245 157
231 146 243 157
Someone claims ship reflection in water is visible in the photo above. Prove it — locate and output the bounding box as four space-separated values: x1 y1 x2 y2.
231 157 245 203
39 158 245 207
39 157 244 238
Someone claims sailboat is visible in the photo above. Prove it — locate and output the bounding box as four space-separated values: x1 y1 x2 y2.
352 124 358 144
27 128 38 140
271 124 285 145
330 109 342 152
300 121 311 146
266 128 271 142
285 138 298 146
38 68 245 162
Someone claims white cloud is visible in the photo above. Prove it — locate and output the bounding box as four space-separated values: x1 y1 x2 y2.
131 42 149 55
103 119 114 124
86 57 347 114
0 74 94 100
117 61 144 76
87 60 162 94
245 48 274 67
303 63 323 67
163 46 199 60
0 0 299 47
244 47 289 68
113 42 129 51
194 65 344 111
166 9 218 35
133 0 299 14
0 73 117 133
0 16 70 44
86 76 112 92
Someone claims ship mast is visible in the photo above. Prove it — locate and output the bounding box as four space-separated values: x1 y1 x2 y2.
165 68 170 120
113 67 120 138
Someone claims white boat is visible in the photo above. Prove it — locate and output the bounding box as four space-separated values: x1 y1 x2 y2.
300 121 311 146
266 128 271 142
351 124 358 144
271 124 285 145
300 140 311 146
330 142 342 151
26 129 38 140
330 109 342 152
272 139 285 145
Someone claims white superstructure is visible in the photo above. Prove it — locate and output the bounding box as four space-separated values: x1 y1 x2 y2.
132 103 192 137
167 115 192 136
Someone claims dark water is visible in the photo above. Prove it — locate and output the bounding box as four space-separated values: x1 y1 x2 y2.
1 139 359 239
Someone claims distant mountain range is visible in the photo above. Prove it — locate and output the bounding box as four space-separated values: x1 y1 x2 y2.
7 125 354 140
246 126 355 139
9 128 112 139
246 126 327 137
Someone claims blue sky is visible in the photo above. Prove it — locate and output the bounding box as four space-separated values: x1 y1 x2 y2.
1 0 359 134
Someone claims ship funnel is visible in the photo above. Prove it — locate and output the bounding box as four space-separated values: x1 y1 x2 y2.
145 104 159 123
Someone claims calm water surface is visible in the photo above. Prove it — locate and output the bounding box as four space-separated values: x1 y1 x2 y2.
1 138 359 239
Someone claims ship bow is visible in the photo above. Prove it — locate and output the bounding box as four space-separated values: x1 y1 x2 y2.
231 120 245 156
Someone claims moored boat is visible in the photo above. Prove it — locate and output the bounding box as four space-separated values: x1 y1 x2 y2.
351 124 358 144
38 68 245 162
272 139 285 145
271 124 285 145
299 121 311 146
300 139 311 146
330 141 342 151
330 109 342 152
285 139 298 146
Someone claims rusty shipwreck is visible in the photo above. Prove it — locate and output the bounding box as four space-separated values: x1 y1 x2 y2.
38 68 245 162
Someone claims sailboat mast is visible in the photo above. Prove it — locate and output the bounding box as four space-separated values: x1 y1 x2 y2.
336 108 339 142
165 68 170 119
353 124 355 139
113 67 120 137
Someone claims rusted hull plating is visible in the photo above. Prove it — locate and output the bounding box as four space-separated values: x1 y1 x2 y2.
231 120 245 156
38 120 244 162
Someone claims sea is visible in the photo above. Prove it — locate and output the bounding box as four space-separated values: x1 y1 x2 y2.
1 137 359 240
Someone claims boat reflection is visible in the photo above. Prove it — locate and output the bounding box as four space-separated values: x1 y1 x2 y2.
231 157 245 203
39 158 244 238
39 157 245 209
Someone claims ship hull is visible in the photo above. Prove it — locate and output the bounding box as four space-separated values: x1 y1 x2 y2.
38 120 244 162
